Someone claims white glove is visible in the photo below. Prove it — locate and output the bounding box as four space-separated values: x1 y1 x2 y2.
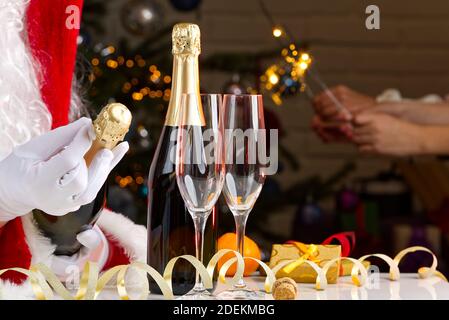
0 117 129 221
51 225 109 283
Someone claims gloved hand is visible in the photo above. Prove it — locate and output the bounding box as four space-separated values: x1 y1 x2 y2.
0 117 129 221
51 225 109 283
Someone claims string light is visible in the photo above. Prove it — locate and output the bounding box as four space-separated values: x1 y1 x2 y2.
126 60 135 68
300 53 310 61
272 26 283 38
140 87 150 95
132 92 143 101
106 59 118 69
89 44 172 103
136 177 144 184
299 62 308 71
119 177 127 188
269 73 279 85
137 59 146 67
101 46 115 56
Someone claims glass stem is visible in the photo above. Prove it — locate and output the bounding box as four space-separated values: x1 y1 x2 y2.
191 211 210 292
233 212 249 289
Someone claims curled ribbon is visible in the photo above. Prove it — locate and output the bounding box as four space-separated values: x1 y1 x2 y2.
0 249 274 300
0 246 446 300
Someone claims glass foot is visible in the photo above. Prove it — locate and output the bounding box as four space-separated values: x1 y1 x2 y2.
216 287 265 300
177 289 217 300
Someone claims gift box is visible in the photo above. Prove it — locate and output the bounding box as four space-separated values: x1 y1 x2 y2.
268 243 341 284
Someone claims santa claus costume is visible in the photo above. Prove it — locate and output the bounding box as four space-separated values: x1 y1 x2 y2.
0 0 146 298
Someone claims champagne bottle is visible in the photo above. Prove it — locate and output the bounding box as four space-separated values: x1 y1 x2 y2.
33 103 132 255
147 23 218 295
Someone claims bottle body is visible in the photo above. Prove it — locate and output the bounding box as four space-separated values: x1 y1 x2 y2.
33 184 107 255
147 126 217 294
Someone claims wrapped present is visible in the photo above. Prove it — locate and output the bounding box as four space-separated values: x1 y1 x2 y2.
339 259 371 276
268 243 341 283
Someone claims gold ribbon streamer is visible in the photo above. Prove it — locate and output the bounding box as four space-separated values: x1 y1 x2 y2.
393 246 447 281
0 246 446 300
358 254 400 281
322 257 368 287
270 245 445 291
0 250 249 300
217 256 276 292
207 249 245 287
0 267 50 300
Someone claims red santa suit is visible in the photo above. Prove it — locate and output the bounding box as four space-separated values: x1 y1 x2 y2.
0 0 146 298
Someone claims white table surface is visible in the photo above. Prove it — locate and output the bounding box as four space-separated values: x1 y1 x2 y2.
95 273 449 300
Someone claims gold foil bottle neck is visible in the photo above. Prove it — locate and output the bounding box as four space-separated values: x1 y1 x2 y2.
172 23 201 55
93 103 132 149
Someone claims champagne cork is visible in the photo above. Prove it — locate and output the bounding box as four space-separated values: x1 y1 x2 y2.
272 277 297 300
84 103 132 166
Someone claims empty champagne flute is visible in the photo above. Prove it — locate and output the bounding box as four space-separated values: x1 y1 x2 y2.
175 93 224 299
217 94 267 300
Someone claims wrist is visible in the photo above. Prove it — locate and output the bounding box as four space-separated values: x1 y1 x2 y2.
0 196 32 221
413 124 431 154
94 228 110 270
417 126 449 155
373 102 406 118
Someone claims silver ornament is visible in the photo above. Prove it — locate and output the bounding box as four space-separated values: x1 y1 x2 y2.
121 0 164 36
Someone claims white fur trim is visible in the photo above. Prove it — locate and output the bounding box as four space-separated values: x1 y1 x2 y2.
0 281 35 300
96 209 147 263
96 209 147 288
21 214 56 266
0 213 57 300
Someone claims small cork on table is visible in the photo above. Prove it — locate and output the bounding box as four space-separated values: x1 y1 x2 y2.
272 277 298 300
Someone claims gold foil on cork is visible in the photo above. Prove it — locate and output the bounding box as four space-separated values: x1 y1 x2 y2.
93 103 132 149
172 23 201 55
84 103 132 166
